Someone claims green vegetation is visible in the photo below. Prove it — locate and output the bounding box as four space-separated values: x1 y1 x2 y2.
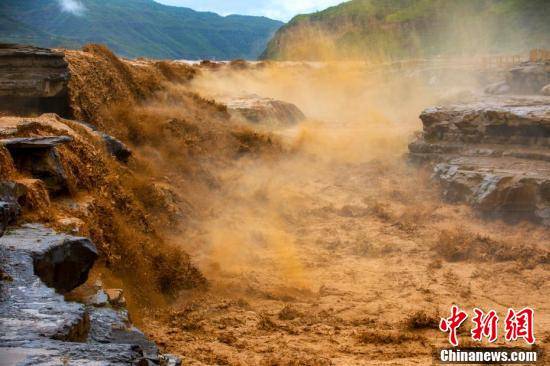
0 0 283 60
261 0 550 60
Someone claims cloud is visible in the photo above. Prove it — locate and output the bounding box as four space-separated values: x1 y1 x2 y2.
57 0 86 16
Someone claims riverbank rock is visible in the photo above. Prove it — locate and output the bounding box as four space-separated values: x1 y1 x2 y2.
2 224 98 293
0 136 72 195
0 224 175 365
486 61 550 96
409 95 550 225
101 132 132 163
226 95 306 126
70 119 133 163
0 44 70 117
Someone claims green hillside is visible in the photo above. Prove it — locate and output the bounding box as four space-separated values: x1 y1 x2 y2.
0 0 283 60
261 0 550 60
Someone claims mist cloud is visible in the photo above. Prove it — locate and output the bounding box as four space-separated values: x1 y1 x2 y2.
57 0 86 16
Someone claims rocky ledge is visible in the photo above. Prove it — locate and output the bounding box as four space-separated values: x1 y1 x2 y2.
0 112 173 365
225 95 306 126
0 224 179 365
0 44 70 117
409 95 550 225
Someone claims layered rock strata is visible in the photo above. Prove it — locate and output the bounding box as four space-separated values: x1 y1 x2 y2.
409 96 550 225
0 44 70 117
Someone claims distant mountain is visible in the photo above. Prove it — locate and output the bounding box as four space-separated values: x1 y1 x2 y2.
0 0 283 60
261 0 550 60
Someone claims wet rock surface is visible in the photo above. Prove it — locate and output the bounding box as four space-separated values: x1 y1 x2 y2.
0 224 172 365
226 95 306 126
0 44 70 117
409 95 550 225
86 307 158 359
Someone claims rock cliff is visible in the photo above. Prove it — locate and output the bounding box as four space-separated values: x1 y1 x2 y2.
0 44 70 117
409 95 550 225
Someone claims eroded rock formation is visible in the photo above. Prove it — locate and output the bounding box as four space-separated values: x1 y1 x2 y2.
1 136 72 195
226 95 306 126
0 44 70 117
409 95 550 225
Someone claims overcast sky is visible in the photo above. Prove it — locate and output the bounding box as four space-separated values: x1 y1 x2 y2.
154 0 345 22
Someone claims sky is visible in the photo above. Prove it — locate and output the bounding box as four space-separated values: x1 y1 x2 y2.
154 0 345 22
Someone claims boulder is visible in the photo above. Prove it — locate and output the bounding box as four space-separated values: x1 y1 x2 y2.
226 95 306 126
100 132 132 163
0 136 72 195
0 44 70 117
1 224 98 292
542 84 550 96
33 236 98 293
70 119 133 163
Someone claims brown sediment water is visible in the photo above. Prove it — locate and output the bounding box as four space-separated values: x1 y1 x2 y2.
123 61 549 364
